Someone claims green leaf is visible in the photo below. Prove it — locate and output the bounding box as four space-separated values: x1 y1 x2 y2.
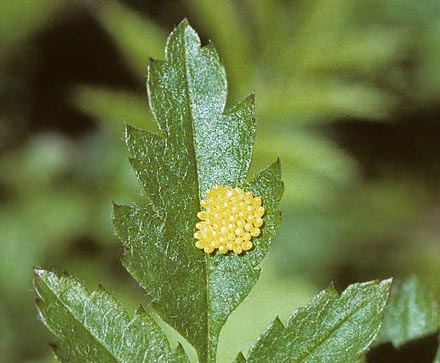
187 0 253 97
375 276 440 348
172 344 191 363
113 20 283 363
233 352 247 363
34 269 188 363
241 279 391 363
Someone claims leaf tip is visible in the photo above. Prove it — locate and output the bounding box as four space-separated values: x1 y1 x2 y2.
49 341 60 355
135 305 147 316
267 158 284 192
180 17 190 26
120 253 129 266
172 18 193 37
112 202 127 220
234 351 246 363
204 38 215 48
33 267 46 277
175 342 185 354
97 282 105 291
124 122 133 140
380 277 394 299
273 315 283 325
369 278 393 296
253 266 262 274
148 56 157 64
323 281 338 296
111 200 119 209
382 277 394 287
245 92 256 108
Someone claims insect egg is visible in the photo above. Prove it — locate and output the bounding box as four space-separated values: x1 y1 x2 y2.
194 186 266 255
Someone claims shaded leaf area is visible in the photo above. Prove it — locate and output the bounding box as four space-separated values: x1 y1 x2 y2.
367 332 438 363
113 20 282 363
375 277 440 348
240 280 391 363
34 269 189 363
233 352 246 363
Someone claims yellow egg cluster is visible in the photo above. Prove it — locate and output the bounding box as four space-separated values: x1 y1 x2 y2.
194 186 265 255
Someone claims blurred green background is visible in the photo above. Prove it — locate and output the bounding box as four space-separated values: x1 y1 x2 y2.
1 1 440 362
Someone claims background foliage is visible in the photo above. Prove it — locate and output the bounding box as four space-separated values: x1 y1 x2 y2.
1 1 440 362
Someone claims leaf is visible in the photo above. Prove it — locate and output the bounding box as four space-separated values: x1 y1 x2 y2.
233 352 247 363
187 0 253 97
172 344 191 363
374 276 440 348
242 279 392 363
34 268 189 363
113 20 283 363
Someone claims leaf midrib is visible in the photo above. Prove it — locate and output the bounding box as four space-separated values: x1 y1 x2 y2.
39 277 125 363
179 27 212 363
294 294 378 363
